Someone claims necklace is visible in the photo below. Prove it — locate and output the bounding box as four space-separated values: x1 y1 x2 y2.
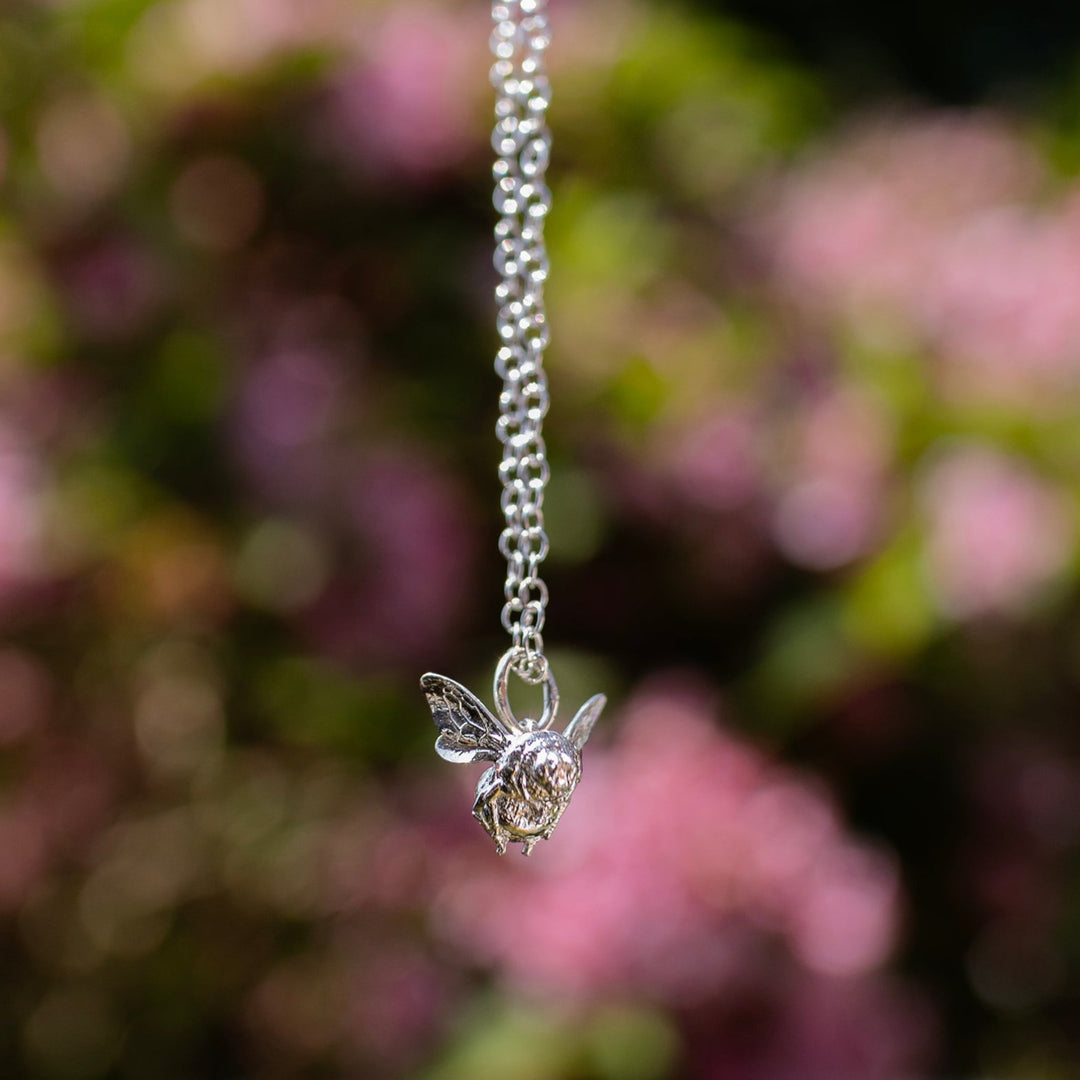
421 0 605 856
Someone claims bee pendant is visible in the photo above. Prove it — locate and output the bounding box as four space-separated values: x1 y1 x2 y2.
421 656 605 855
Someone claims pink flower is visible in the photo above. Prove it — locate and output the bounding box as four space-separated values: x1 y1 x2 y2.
773 387 894 570
229 303 477 668
327 681 934 1078
434 677 902 1000
924 206 1080 400
759 113 1080 407
302 449 475 669
229 292 367 508
763 114 1039 331
920 445 1074 618
232 344 351 507
323 4 483 182
664 409 762 512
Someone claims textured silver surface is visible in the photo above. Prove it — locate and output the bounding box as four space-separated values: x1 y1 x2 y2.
422 661 605 855
491 0 554 680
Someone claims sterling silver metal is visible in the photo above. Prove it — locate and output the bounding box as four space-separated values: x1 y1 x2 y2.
421 0 605 855
422 658 605 855
491 0 554 681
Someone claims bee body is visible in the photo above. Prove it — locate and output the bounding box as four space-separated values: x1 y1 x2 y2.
472 730 582 854
422 672 604 855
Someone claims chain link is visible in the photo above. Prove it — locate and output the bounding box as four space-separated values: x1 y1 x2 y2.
491 0 553 682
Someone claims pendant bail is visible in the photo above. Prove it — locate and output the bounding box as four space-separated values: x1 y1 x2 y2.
494 646 558 733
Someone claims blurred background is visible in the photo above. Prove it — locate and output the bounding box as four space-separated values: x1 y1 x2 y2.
1 0 1079 1077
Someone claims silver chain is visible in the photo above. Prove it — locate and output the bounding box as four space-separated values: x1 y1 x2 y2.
491 0 553 683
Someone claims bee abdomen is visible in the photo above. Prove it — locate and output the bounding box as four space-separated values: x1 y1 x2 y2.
498 793 561 834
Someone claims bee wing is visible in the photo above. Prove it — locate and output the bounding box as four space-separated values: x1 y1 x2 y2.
421 673 511 764
563 693 606 751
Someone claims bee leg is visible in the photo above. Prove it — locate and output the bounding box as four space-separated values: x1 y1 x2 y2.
472 769 508 854
521 837 539 856
487 805 508 856
541 802 568 840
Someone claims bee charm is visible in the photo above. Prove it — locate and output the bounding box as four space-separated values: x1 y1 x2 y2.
421 653 605 855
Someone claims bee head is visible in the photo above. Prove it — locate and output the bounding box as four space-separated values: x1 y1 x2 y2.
521 731 580 800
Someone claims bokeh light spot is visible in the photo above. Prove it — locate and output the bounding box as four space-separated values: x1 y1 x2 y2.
170 155 264 251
